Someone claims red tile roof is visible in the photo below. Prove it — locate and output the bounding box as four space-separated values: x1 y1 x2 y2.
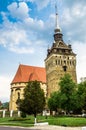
11 64 46 84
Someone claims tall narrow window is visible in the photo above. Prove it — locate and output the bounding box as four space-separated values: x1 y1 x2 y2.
58 60 60 65
18 92 20 100
67 60 69 65
56 60 57 65
61 60 62 65
16 92 20 108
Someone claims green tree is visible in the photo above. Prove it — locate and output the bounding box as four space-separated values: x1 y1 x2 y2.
48 92 61 113
2 102 9 110
0 102 9 110
59 74 76 113
0 101 2 109
19 80 45 123
76 81 86 113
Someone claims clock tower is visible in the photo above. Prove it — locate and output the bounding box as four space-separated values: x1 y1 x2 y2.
45 8 77 97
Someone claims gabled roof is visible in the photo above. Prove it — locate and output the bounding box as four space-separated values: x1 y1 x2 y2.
11 64 46 84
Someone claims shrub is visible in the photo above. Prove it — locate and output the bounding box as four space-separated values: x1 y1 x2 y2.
21 112 26 118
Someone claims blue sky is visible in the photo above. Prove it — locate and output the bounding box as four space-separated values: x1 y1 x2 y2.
0 0 86 102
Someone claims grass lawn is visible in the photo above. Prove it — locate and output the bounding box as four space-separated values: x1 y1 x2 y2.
47 116 86 127
0 116 86 127
0 116 34 127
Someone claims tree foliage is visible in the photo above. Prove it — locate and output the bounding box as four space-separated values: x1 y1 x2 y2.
0 102 9 110
76 81 86 111
59 74 76 113
48 74 78 114
18 80 45 118
48 74 86 114
48 92 61 112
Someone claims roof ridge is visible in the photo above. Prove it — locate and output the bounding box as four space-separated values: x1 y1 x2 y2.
19 64 45 69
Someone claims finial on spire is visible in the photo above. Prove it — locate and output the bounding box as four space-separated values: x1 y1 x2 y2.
55 4 58 28
55 3 61 33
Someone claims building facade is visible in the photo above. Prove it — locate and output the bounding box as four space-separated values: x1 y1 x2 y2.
9 64 47 110
45 12 77 97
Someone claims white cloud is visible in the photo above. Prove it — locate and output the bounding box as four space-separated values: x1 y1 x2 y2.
7 2 30 20
72 41 86 83
16 0 50 10
60 2 86 44
24 17 44 31
0 1 52 54
0 76 11 102
0 14 48 53
36 0 50 10
0 22 35 54
62 3 86 24
10 46 34 54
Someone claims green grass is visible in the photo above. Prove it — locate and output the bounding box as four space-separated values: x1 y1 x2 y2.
0 116 34 127
0 116 86 127
47 116 86 127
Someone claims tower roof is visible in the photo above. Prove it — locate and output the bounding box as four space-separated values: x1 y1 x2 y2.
46 6 76 58
53 5 63 42
11 64 46 84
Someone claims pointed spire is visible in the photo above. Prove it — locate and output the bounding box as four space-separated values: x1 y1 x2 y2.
53 3 63 42
54 4 61 33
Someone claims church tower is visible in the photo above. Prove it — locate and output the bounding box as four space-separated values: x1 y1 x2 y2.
45 7 77 97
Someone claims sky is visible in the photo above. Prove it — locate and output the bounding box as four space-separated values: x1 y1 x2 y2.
0 0 86 103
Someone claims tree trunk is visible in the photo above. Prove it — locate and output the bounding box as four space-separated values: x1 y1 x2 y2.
34 117 37 124
34 113 37 124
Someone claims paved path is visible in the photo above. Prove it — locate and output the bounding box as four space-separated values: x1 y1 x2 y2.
0 126 39 130
29 125 83 130
1 125 86 130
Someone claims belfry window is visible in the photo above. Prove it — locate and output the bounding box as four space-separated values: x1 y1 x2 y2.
63 65 67 72
58 60 60 65
56 60 57 65
67 60 69 65
61 60 62 65
68 57 69 60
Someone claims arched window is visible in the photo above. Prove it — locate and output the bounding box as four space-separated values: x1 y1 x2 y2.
63 66 67 72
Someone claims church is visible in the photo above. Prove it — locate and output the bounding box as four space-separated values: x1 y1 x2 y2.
9 10 77 111
9 65 47 110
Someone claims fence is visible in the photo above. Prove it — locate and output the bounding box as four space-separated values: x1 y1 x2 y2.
0 110 21 118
